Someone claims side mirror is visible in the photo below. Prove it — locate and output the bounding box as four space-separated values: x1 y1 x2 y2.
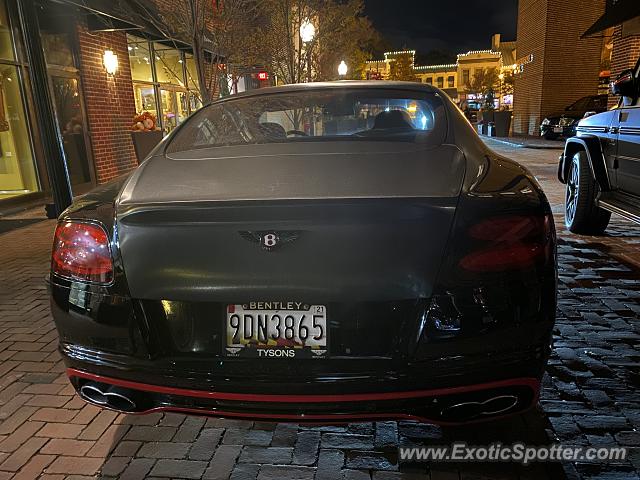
583 111 597 119
610 69 636 98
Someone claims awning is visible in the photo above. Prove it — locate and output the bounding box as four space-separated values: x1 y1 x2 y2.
582 0 640 38
50 0 193 49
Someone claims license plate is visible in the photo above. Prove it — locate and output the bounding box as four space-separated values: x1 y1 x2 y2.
225 302 327 358
553 126 562 133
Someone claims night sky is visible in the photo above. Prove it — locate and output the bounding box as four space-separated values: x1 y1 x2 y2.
364 0 518 63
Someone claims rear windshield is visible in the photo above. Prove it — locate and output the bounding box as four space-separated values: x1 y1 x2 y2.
166 88 447 154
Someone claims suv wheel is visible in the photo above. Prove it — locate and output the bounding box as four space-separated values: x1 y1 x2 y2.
565 150 611 234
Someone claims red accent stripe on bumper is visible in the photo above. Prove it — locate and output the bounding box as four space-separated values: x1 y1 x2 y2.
67 368 540 404
140 406 432 423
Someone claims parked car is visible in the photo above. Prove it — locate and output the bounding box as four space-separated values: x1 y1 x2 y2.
540 94 608 140
558 58 640 234
50 81 557 425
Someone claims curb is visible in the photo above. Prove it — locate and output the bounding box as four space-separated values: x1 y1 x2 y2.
482 137 564 150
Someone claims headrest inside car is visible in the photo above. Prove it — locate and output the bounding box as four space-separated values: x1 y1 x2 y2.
373 109 414 130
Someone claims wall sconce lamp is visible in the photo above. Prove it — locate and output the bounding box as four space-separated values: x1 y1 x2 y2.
103 50 118 75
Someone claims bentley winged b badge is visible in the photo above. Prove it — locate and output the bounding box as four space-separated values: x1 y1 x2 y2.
239 231 302 251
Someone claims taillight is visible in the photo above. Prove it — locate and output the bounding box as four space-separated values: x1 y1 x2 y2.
51 222 114 284
459 214 552 272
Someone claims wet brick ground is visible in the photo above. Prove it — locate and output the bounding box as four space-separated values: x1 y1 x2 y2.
0 140 638 479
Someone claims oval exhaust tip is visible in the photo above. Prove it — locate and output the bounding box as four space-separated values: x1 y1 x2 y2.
79 384 108 406
79 383 137 412
105 386 137 412
441 394 520 421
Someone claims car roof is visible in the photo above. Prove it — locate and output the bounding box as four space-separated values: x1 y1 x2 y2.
211 81 440 104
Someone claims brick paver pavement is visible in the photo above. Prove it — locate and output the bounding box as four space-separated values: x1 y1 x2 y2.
0 140 638 479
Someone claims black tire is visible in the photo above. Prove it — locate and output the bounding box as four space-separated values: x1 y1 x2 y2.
543 132 558 141
564 150 611 235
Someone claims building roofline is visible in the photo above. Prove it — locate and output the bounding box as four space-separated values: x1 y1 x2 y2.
457 49 502 57
414 63 458 71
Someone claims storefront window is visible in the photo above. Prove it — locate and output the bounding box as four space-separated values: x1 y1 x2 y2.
154 44 188 133
0 65 39 199
185 54 198 89
177 90 189 123
41 32 74 67
185 53 203 111
160 89 177 130
0 0 14 61
51 77 91 185
133 83 158 117
154 43 184 86
128 35 154 83
128 36 201 133
189 91 202 112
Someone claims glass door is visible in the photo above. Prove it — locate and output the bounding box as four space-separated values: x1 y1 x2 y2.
0 65 39 200
39 5 94 193
160 87 189 133
50 75 93 189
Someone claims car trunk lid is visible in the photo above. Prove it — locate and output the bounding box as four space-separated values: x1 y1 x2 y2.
116 142 465 302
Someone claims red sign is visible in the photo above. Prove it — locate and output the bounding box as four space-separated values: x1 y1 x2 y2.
257 71 268 81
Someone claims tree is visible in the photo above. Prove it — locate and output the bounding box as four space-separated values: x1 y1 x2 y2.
254 0 311 86
388 53 417 82
257 0 380 85
500 69 515 97
204 0 264 97
466 67 499 109
136 0 261 103
311 0 381 81
135 0 380 101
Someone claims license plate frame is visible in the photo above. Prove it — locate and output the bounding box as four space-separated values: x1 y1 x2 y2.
225 303 328 359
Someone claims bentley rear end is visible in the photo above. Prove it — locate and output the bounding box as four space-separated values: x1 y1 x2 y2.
50 82 556 425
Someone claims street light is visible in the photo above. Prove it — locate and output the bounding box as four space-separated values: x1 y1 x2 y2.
300 20 316 43
299 19 315 83
338 60 348 77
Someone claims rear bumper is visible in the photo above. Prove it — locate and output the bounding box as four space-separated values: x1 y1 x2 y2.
67 367 540 425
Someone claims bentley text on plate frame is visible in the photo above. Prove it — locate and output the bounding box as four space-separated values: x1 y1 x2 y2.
48 81 557 425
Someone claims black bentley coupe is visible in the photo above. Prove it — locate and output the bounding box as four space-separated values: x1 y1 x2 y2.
49 82 557 425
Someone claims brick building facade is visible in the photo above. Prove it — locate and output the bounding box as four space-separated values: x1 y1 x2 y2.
512 0 606 136
608 23 640 107
0 0 214 214
76 24 138 184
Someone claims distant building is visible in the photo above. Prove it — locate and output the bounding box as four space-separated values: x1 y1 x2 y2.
364 50 416 80
363 34 517 107
414 63 458 99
